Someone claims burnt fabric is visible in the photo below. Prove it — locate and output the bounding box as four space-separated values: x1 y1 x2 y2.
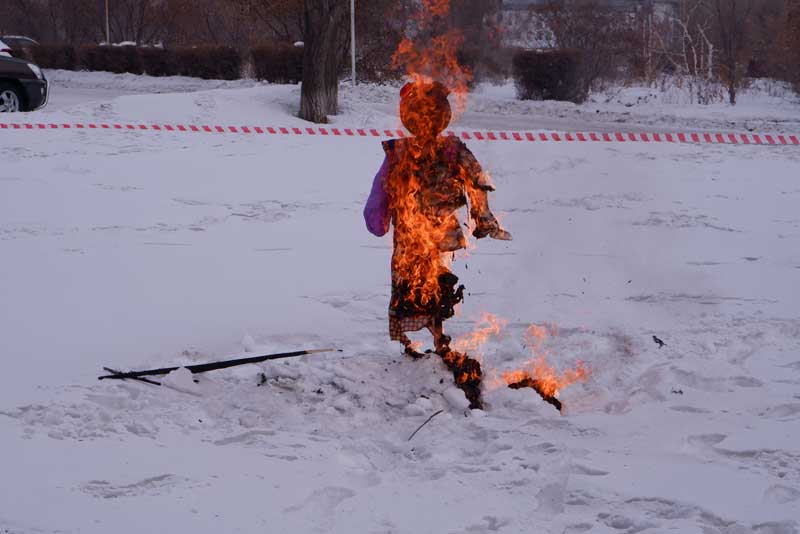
365 135 504 341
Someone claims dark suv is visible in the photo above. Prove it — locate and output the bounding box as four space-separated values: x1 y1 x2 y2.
0 55 48 112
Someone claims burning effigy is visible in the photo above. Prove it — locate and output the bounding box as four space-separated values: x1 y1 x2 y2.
363 80 511 409
361 2 514 410
363 0 588 411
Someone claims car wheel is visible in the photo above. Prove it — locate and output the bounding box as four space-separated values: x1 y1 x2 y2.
0 83 23 112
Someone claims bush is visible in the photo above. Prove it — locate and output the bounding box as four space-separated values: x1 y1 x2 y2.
31 44 77 70
19 42 244 81
79 45 142 74
78 45 106 72
474 47 516 85
356 46 403 84
175 46 241 80
139 47 178 77
250 42 302 83
512 49 586 103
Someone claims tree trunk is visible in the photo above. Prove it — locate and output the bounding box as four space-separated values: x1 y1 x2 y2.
299 0 348 123
727 80 737 105
711 0 753 106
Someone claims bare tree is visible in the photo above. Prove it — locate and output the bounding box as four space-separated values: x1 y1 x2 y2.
299 0 349 123
352 0 414 81
106 0 183 45
0 0 101 43
56 0 100 44
448 0 503 80
653 1 716 78
168 0 235 46
235 0 303 43
734 0 796 84
785 0 800 91
707 0 755 104
533 0 639 92
3 0 42 38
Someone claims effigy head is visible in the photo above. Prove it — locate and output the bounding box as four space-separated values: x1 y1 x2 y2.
399 80 452 140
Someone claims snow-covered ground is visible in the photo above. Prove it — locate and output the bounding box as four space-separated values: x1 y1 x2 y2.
1 71 799 534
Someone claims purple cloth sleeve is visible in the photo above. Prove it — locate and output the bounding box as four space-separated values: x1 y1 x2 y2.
364 156 391 237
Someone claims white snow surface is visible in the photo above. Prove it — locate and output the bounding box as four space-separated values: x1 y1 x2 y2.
1 71 800 533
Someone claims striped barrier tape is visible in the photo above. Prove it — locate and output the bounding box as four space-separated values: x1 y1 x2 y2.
1 122 798 145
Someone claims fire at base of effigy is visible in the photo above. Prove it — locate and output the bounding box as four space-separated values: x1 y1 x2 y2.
440 349 484 409
446 317 591 412
506 377 564 412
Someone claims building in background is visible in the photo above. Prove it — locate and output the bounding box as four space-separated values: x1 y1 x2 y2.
498 0 680 49
501 0 679 14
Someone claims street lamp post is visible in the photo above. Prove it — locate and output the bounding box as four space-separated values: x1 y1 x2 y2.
105 0 110 45
350 0 356 86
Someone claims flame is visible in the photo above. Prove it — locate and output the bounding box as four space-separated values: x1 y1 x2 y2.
387 150 452 308
452 312 506 359
425 0 450 17
502 324 591 399
454 316 590 402
442 349 482 385
391 0 472 118
385 0 474 310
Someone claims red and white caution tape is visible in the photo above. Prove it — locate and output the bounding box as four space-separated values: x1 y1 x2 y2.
1 122 798 145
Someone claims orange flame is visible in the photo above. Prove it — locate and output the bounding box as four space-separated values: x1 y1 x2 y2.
391 0 472 118
384 0 475 309
387 150 454 307
453 312 506 359
441 349 482 385
502 324 591 398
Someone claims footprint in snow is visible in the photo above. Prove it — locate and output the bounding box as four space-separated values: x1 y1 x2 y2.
730 376 764 388
570 464 609 477
670 405 711 414
81 474 187 499
687 433 728 448
762 403 800 419
763 484 800 505
213 429 277 446
536 479 567 515
283 486 356 514
464 515 511 532
563 523 593 533
599 513 658 532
